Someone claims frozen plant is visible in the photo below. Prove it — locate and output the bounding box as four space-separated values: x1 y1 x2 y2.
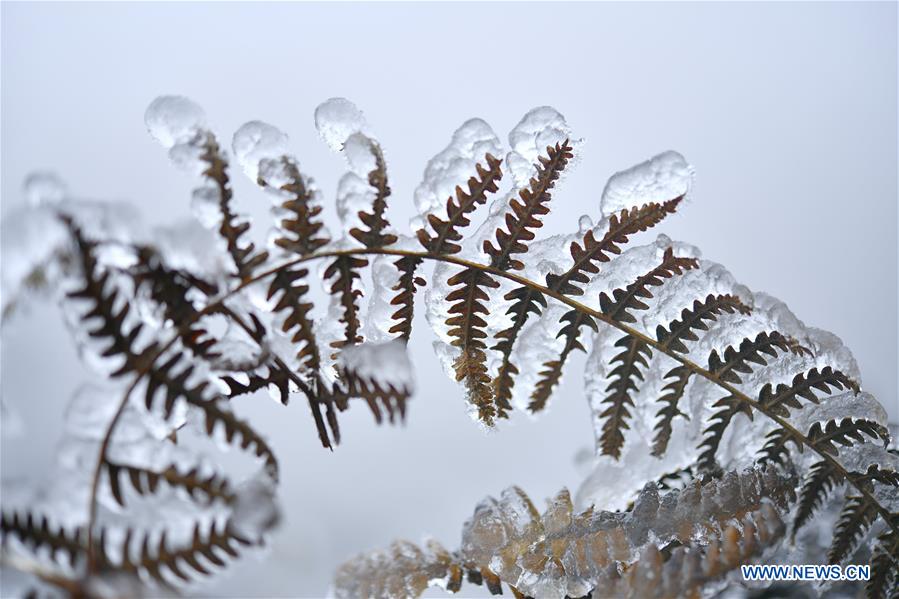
0 96 897 599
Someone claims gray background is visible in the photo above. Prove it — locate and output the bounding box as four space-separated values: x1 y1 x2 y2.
2 2 896 597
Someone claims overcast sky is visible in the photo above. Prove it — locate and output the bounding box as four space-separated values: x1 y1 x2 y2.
2 2 897 597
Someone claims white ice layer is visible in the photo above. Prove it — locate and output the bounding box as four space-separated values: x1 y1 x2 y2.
336 338 414 392
314 97 370 153
412 118 503 227
599 150 693 218
145 95 207 149
231 120 290 182
425 107 578 405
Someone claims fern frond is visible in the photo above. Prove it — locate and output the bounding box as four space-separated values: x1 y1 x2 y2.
546 198 682 295
446 267 500 423
99 520 251 584
491 286 547 416
131 246 220 360
1 511 84 568
828 494 879 565
528 310 596 413
387 255 425 341
192 397 279 480
656 294 750 353
794 459 843 534
651 365 693 457
266 158 330 256
599 334 653 458
399 153 502 342
64 217 157 378
333 364 411 426
758 366 859 418
858 463 899 487
697 394 754 470
598 247 698 322
416 153 503 255
349 141 397 249
221 364 291 404
199 134 268 280
707 331 795 384
757 428 803 466
267 267 321 371
105 462 234 507
483 140 573 271
807 417 891 456
324 255 367 349
142 352 278 479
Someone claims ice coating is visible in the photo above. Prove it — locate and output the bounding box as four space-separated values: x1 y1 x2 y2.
413 118 503 221
424 107 577 411
1 195 144 322
314 97 369 152
336 339 413 392
229 475 280 541
144 95 206 149
788 391 888 434
600 151 693 218
24 171 67 206
332 467 795 598
506 106 573 187
231 120 290 181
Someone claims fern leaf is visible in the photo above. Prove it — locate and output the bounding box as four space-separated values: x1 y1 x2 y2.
758 366 859 418
131 246 220 360
193 397 279 480
483 140 573 271
599 334 653 458
267 157 330 256
333 365 411 426
417 153 503 255
397 153 502 343
105 462 234 507
828 494 879 565
858 463 899 487
267 267 321 371
0 511 84 568
445 267 500 423
491 286 547 417
528 310 597 413
387 255 425 341
221 364 292 404
706 331 796 384
199 135 269 280
756 427 803 466
656 294 750 353
64 217 158 377
143 353 278 479
101 520 251 584
793 459 843 534
324 255 368 349
598 247 698 323
807 417 891 456
546 198 682 295
650 365 693 457
349 141 398 249
697 394 754 470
